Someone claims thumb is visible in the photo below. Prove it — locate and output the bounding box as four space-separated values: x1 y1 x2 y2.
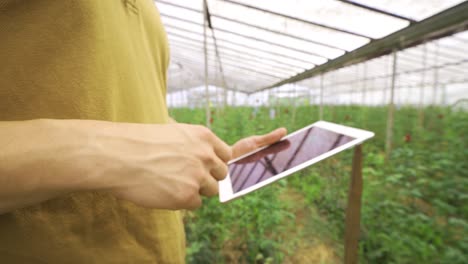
253 128 287 147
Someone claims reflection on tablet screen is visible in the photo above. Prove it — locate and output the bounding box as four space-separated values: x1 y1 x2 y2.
229 127 355 193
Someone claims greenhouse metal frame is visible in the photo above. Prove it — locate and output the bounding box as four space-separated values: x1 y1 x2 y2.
158 0 467 93
156 1 468 263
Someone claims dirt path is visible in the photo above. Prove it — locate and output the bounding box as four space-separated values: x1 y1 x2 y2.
280 189 341 264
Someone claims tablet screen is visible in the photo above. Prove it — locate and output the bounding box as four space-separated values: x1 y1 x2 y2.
228 126 355 193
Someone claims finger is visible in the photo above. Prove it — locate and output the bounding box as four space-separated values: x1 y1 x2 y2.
268 138 291 153
199 176 219 197
210 156 229 181
238 139 291 164
253 127 287 147
209 134 233 163
185 195 202 210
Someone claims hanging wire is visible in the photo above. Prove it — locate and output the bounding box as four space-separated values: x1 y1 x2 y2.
204 0 229 107
203 0 211 128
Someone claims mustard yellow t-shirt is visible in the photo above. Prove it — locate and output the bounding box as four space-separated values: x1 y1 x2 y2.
0 0 185 263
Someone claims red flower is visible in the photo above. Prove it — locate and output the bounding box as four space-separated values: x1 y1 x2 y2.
404 133 412 143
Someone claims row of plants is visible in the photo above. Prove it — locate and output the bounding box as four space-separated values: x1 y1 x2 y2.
171 105 467 264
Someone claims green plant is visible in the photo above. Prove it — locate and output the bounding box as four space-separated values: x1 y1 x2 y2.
171 105 468 264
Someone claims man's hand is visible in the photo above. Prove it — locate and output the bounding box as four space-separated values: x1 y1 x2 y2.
108 125 286 210
0 120 286 214
99 123 232 210
231 128 287 159
0 120 232 213
235 139 291 164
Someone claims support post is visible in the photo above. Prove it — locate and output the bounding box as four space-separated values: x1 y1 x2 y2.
232 86 237 106
382 55 391 105
270 88 274 108
353 64 359 106
362 63 367 106
223 85 228 108
203 0 211 128
418 44 427 128
344 145 363 264
385 50 397 162
361 63 368 127
309 82 313 106
442 84 447 106
432 43 440 106
331 83 337 121
319 74 324 120
275 87 280 115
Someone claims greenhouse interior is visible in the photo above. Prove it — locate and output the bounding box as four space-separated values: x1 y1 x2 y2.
161 0 467 263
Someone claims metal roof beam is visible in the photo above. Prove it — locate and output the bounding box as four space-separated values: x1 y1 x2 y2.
320 77 468 96
168 81 250 94
210 32 325 62
171 60 276 86
260 1 468 93
164 23 315 66
156 0 346 52
210 14 346 52
168 38 301 74
218 0 373 39
335 0 416 24
171 50 295 80
402 44 467 62
170 42 295 76
171 53 283 80
160 13 329 61
168 60 255 93
296 59 468 88
171 56 279 84
396 53 468 75
167 31 305 71
171 54 277 82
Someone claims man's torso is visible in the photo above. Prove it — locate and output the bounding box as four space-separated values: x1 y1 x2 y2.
0 1 185 263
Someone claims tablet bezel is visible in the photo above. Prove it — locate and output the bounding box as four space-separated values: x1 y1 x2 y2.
219 121 374 203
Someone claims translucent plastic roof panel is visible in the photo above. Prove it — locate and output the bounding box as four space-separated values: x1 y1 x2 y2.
210 17 344 59
169 42 299 77
287 33 468 106
161 17 325 66
165 28 316 69
205 0 369 51
227 0 410 38
169 52 281 92
168 36 305 73
157 0 468 94
454 30 468 39
170 48 288 79
351 0 466 21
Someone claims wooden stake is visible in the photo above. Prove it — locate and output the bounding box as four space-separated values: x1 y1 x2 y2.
344 145 363 264
385 50 397 162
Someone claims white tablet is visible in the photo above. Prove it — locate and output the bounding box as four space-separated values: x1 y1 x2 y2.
219 121 374 202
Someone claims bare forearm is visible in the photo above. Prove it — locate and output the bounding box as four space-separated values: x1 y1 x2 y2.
0 119 108 214
0 118 233 212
